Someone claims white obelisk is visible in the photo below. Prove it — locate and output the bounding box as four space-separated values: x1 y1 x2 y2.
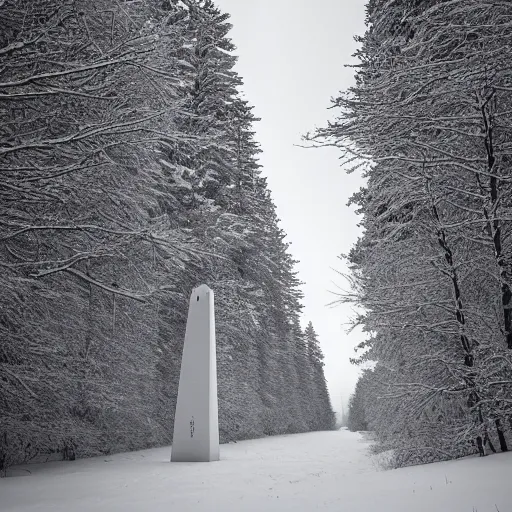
171 285 219 462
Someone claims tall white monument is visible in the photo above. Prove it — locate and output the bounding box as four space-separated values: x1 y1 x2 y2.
171 285 219 462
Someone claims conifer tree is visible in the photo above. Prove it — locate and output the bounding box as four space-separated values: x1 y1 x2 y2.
311 0 512 465
304 322 335 431
0 0 335 472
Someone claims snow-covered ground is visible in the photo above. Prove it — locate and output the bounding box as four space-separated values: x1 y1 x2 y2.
1 429 511 511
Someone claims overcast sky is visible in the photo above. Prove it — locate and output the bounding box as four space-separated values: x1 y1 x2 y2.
214 0 368 416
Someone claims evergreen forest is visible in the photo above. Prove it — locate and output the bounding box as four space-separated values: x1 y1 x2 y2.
323 0 512 467
0 0 335 473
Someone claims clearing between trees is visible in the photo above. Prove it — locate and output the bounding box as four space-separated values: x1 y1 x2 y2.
1 429 511 512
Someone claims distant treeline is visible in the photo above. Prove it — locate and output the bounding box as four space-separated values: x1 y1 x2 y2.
315 0 512 467
0 0 334 473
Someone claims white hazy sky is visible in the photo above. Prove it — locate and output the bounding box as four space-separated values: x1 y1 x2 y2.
215 0 367 415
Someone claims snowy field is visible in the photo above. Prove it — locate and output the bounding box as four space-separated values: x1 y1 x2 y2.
1 428 511 512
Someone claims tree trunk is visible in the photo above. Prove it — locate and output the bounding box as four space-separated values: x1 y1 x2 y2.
428 178 485 455
479 91 512 350
495 418 508 452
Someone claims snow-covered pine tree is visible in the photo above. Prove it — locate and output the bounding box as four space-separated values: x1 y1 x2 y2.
347 370 371 432
0 0 207 468
311 0 512 465
304 322 335 430
0 0 335 471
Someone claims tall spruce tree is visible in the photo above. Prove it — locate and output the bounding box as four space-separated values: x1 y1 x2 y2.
1 0 335 472
304 322 335 430
312 0 512 466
